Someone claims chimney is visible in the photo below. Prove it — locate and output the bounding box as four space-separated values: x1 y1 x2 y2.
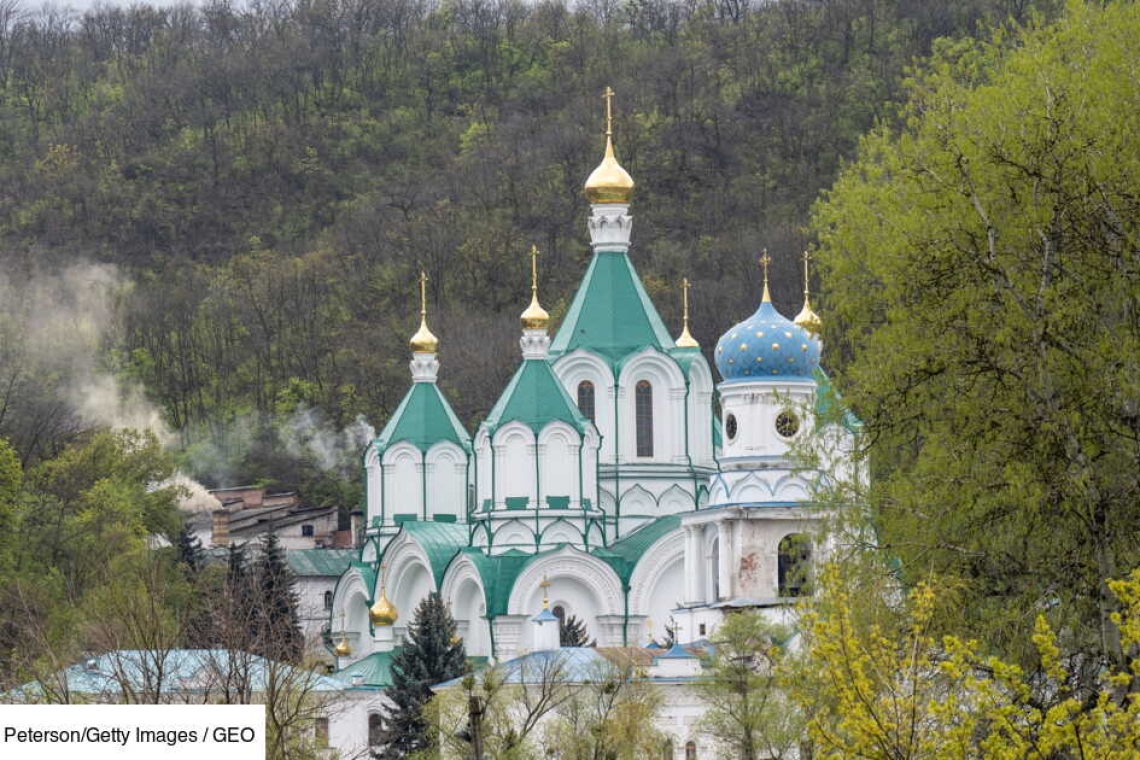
212 508 230 547
349 509 364 547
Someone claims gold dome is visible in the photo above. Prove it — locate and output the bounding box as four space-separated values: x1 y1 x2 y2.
584 87 634 205
410 270 439 353
333 634 351 658
521 245 549 330
584 135 635 205
794 301 822 337
409 317 438 353
369 590 399 627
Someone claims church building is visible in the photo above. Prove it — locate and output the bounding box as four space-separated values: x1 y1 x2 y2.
326 92 857 677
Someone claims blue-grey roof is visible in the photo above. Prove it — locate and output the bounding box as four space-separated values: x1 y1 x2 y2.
532 608 559 623
655 642 698 660
14 650 343 698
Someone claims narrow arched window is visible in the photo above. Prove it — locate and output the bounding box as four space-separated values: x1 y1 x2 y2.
577 381 596 423
778 533 813 597
323 590 333 610
685 741 697 760
368 713 383 746
635 380 653 457
710 537 720 601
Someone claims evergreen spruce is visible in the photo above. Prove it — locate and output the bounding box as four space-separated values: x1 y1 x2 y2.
252 531 303 662
379 592 466 758
559 614 594 647
175 522 207 576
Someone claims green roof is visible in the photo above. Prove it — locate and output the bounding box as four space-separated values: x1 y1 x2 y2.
813 368 862 433
384 521 468 587
592 514 681 586
286 549 355 577
482 359 589 435
333 649 399 689
454 548 533 617
549 250 674 365
374 382 471 454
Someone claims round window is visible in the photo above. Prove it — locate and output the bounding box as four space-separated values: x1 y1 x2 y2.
775 410 800 438
725 413 738 442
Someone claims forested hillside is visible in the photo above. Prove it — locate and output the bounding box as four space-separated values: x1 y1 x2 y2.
0 0 1058 494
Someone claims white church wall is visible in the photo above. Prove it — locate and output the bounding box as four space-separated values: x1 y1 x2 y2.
425 441 467 521
364 444 382 527
538 422 578 507
618 350 686 465
552 350 615 460
494 422 535 508
382 443 422 520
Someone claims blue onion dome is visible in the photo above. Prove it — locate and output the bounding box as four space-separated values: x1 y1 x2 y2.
715 299 821 382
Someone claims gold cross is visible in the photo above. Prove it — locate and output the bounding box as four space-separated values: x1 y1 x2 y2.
759 250 771 281
539 575 551 609
603 87 615 137
419 270 428 318
802 250 812 299
530 245 540 295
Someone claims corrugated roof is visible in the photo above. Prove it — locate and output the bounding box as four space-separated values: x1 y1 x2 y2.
453 548 531 617
482 359 589 435
549 251 674 365
591 514 681 585
286 549 355 577
374 382 472 454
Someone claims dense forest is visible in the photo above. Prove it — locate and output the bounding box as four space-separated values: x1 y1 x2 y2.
0 0 1061 498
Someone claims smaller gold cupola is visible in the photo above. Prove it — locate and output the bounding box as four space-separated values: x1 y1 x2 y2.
793 250 822 337
584 87 635 205
369 564 399 627
520 245 550 330
332 611 352 657
675 278 699 348
409 270 439 353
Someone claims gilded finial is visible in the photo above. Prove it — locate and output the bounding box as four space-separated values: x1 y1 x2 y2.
370 561 399 627
539 575 551 610
333 611 352 657
675 278 699 348
794 250 822 337
520 245 550 330
759 250 772 304
584 87 635 204
409 270 439 353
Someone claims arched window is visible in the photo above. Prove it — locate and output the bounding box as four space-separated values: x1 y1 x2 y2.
577 381 596 423
662 739 674 759
314 717 329 748
710 536 720 601
778 533 813 597
323 590 333 610
368 713 383 746
635 380 654 457
685 740 697 759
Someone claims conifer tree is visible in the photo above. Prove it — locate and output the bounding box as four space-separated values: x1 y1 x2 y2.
175 522 206 577
253 530 302 662
379 592 466 758
559 614 593 647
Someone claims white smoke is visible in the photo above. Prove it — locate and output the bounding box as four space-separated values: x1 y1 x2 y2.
281 406 376 476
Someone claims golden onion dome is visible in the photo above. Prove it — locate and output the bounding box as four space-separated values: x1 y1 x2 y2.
794 300 822 337
409 316 438 354
584 135 635 205
369 590 399 627
333 635 351 658
521 245 549 330
675 325 699 349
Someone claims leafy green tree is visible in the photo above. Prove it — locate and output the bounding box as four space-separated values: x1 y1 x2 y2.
813 0 1140 680
698 612 802 760
380 592 466 758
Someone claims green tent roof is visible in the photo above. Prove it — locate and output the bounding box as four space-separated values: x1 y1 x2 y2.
382 521 468 587
592 514 681 586
333 649 399 689
286 549 355 577
374 382 471 454
482 359 589 435
549 250 674 365
813 368 862 433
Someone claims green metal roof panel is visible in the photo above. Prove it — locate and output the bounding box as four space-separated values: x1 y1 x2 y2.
813 368 862 433
456 548 531 617
374 382 472 454
286 549 355 577
549 251 674 364
592 514 681 585
333 649 400 689
385 521 468 587
482 359 588 435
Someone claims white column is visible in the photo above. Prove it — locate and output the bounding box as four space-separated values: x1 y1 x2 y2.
717 520 733 601
683 525 700 605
